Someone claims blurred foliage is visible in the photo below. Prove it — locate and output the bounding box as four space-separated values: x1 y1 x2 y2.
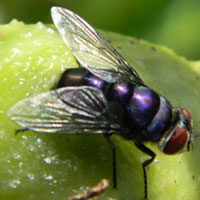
0 0 199 60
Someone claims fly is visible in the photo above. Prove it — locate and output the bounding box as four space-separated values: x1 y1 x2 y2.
7 6 193 199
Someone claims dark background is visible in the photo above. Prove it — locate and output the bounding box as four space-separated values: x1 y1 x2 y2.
1 0 199 60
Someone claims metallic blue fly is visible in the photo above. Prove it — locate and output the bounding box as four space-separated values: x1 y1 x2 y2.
7 7 193 199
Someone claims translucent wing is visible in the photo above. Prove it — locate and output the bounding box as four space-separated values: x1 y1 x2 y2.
51 6 143 84
7 86 127 135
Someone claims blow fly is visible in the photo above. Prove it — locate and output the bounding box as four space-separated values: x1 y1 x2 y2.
7 6 193 199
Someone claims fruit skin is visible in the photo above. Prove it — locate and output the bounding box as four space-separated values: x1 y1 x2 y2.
0 20 200 200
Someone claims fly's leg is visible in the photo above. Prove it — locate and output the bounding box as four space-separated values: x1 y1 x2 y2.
104 134 117 188
15 128 29 135
135 142 156 200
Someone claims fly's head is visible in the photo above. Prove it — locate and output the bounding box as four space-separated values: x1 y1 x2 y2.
158 108 192 155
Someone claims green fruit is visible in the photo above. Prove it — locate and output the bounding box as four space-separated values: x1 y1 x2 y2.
0 20 200 200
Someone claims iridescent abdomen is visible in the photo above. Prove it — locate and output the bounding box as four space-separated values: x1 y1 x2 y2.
56 68 172 142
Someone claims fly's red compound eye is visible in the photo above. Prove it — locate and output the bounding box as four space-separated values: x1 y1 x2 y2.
163 127 188 155
180 108 191 121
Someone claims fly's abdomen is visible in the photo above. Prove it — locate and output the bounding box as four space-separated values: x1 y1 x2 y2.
55 68 111 93
55 68 173 142
56 68 87 87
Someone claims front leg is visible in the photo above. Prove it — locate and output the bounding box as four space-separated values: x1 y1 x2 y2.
135 142 156 200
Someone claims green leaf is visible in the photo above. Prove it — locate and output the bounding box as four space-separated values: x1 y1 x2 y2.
0 20 200 200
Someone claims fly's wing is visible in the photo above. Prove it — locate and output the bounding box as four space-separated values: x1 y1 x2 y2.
7 86 127 135
51 6 143 85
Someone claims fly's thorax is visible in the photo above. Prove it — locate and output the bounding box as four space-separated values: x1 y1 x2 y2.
111 82 134 105
117 85 173 142
144 96 172 141
127 86 160 129
158 108 192 155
